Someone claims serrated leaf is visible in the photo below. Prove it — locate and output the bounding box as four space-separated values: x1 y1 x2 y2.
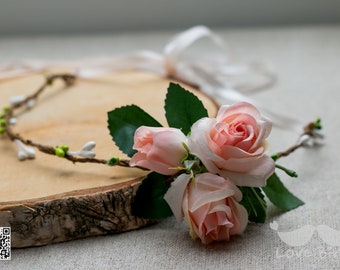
239 187 267 223
107 105 162 157
165 83 208 135
262 173 304 211
132 172 173 219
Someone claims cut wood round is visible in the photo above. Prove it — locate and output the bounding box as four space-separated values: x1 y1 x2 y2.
0 71 218 248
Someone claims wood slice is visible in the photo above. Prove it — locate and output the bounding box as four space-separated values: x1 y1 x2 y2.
0 71 218 248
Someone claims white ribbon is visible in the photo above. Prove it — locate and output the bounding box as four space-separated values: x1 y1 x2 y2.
0 25 301 130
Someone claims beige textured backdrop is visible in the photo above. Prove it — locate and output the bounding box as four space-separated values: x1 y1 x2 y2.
1 25 340 269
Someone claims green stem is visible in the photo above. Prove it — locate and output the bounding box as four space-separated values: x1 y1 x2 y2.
275 164 298 178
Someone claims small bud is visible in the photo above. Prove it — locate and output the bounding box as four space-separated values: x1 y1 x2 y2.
10 95 26 105
313 118 322 129
60 145 69 153
54 147 65 158
26 99 36 108
25 147 36 158
298 134 311 146
45 74 54 85
271 154 279 161
312 129 324 139
0 119 7 128
2 106 10 113
275 164 298 178
9 118 17 125
18 150 27 161
67 141 96 158
108 157 119 166
14 139 36 160
81 141 96 151
78 150 96 158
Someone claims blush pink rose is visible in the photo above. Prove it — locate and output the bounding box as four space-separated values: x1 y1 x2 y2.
188 102 275 187
130 126 187 175
164 173 248 244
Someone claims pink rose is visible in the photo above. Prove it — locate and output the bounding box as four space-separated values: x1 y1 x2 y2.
188 102 275 187
164 173 248 244
130 126 187 175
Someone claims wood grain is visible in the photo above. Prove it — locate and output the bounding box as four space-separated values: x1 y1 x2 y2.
0 71 217 247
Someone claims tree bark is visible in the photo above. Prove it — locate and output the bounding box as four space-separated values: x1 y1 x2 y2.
0 179 155 248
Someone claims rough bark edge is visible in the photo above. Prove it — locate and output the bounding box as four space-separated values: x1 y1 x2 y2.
0 178 155 248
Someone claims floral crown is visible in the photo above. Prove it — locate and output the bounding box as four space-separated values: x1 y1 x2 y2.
0 73 323 245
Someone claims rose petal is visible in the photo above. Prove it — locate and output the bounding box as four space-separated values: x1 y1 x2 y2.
228 199 249 235
164 173 192 221
188 118 222 173
208 203 232 218
190 189 235 212
250 117 272 151
216 102 262 122
219 155 275 187
219 144 264 160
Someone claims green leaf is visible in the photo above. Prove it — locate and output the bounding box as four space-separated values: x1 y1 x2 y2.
132 172 173 219
164 83 208 135
107 105 162 157
239 187 267 223
262 173 304 211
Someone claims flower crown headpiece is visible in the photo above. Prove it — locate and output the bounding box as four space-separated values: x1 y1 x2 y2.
0 73 323 244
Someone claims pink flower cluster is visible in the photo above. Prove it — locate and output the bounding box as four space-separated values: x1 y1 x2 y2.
130 102 275 244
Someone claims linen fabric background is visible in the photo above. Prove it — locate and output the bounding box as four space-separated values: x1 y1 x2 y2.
1 26 340 269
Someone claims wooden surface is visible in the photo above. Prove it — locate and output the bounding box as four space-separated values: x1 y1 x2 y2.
0 71 217 247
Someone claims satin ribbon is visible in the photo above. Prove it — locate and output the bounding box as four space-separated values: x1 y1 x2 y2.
0 26 301 130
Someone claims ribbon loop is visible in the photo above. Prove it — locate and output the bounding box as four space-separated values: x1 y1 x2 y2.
0 26 301 130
